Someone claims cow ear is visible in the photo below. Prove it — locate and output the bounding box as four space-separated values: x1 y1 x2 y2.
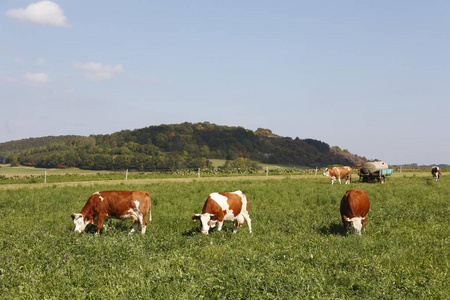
71 214 76 220
192 214 201 221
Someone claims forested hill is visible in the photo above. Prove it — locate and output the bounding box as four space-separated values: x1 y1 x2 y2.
0 122 366 170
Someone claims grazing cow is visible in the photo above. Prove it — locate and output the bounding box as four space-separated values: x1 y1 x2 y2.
340 189 370 235
71 190 151 235
431 166 441 181
192 190 252 235
323 166 353 185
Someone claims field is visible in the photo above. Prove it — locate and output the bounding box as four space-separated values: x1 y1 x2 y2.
0 173 449 298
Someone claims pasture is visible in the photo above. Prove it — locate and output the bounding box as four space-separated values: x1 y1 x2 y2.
0 175 448 298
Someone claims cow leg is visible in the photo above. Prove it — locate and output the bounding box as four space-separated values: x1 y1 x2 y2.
129 221 139 235
338 178 342 184
243 213 252 234
96 215 106 235
331 177 335 185
217 221 224 231
140 212 147 234
102 219 108 231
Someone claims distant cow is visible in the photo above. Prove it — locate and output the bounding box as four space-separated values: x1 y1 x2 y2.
71 190 151 235
340 189 370 235
323 166 352 185
431 166 441 181
192 190 252 235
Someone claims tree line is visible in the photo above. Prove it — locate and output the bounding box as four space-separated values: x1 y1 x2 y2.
0 122 365 171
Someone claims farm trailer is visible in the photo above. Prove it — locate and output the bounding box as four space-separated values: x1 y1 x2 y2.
359 161 394 184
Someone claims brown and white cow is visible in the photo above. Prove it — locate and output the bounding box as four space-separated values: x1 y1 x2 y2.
340 189 370 235
192 190 252 235
71 190 151 235
431 166 441 181
323 166 352 185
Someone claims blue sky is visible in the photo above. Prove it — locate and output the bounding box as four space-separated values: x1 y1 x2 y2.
1 1 449 165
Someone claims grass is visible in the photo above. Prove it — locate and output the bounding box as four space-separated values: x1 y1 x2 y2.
0 175 449 298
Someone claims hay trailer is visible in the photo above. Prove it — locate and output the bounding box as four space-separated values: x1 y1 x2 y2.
359 161 394 184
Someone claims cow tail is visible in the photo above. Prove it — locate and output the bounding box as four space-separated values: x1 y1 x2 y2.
148 207 152 223
147 192 152 223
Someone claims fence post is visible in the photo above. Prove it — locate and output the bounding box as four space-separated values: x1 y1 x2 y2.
315 167 318 177
125 169 129 180
198 168 201 178
44 171 47 183
266 167 269 177
400 166 402 174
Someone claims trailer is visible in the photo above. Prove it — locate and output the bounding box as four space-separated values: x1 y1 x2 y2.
359 161 394 184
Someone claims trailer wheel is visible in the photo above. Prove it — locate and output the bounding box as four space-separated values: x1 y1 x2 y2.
380 176 386 184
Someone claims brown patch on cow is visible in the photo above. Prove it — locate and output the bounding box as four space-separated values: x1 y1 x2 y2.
218 192 243 218
340 189 370 228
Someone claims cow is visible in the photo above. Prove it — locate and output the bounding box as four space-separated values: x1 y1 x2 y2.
340 189 370 235
323 166 352 185
431 166 441 181
71 190 151 235
192 190 252 235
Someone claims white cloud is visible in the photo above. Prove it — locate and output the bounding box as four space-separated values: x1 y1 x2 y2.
14 58 25 64
73 62 124 81
6 1 70 28
23 72 49 83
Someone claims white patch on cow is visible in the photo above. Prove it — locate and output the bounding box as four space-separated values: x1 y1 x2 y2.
210 192 230 211
200 213 213 234
348 217 364 235
93 191 104 201
72 213 86 233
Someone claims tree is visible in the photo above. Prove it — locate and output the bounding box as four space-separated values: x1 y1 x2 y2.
10 154 19 167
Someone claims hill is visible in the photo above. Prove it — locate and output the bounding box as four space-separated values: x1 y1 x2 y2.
0 122 366 170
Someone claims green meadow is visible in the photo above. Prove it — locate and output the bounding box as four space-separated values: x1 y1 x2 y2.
0 174 448 299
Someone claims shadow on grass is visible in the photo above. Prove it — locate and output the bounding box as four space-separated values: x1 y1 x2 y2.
182 226 238 236
319 222 347 236
83 221 134 234
182 227 202 236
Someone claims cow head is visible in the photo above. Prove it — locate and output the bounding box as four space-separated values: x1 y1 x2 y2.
345 216 365 235
323 168 330 176
192 213 216 235
71 213 87 233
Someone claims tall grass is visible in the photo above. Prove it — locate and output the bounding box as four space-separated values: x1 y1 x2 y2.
0 176 448 298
